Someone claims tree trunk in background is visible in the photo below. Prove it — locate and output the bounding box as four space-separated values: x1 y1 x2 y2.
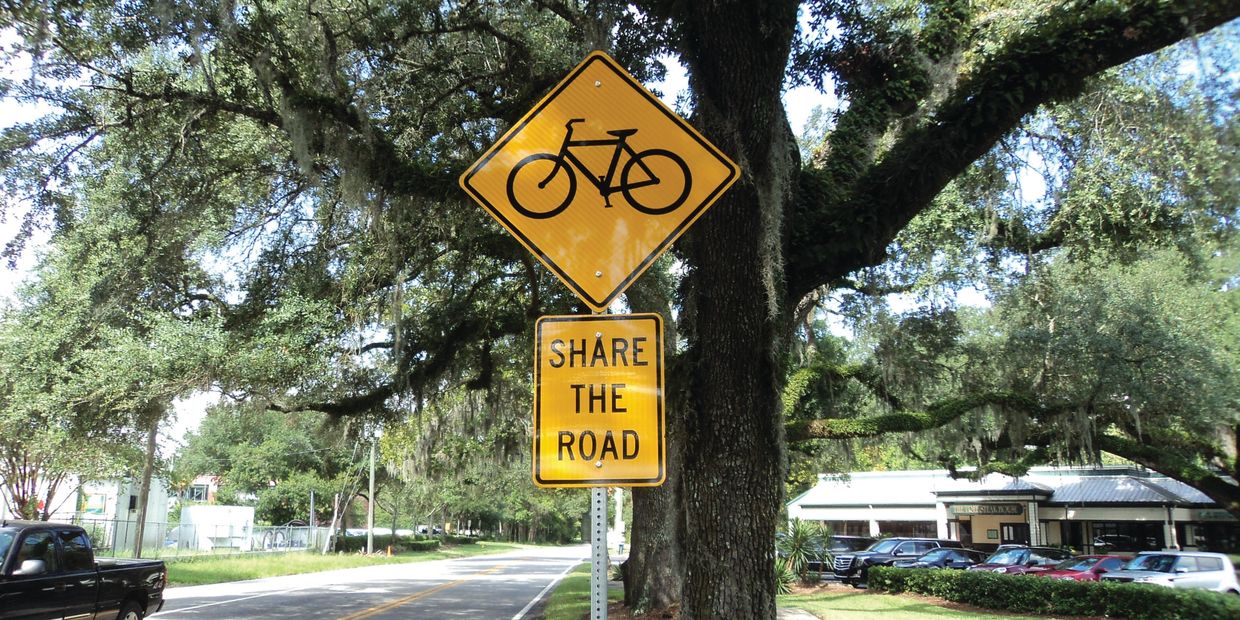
624 271 685 611
132 414 160 558
624 441 683 612
675 1 800 617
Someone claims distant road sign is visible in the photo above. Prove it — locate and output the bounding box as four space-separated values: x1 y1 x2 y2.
533 314 665 487
461 51 738 311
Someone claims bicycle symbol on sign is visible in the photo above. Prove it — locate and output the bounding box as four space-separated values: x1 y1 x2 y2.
505 118 692 219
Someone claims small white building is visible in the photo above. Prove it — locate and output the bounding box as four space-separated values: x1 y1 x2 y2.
0 477 171 554
787 466 1240 554
174 504 255 552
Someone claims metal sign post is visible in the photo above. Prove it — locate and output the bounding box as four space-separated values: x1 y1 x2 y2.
591 486 608 620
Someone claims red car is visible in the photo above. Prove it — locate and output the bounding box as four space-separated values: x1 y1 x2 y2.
1026 555 1129 581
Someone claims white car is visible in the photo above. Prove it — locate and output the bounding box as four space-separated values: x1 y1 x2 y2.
1100 551 1240 593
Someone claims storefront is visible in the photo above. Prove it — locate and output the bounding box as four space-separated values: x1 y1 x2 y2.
787 466 1240 553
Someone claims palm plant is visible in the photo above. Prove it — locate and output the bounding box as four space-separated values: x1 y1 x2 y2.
776 518 831 584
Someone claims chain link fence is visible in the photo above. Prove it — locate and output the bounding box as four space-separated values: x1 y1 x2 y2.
68 515 332 559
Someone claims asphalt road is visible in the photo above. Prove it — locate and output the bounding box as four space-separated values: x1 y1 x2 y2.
151 544 589 620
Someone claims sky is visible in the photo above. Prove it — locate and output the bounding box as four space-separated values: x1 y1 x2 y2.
0 30 49 304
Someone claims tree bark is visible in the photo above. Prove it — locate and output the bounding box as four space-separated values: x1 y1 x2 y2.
133 413 160 558
624 273 684 612
675 2 800 617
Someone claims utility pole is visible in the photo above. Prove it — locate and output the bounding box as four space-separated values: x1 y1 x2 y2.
367 433 376 554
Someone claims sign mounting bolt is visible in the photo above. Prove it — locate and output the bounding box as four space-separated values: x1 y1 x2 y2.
595 461 603 468
594 80 602 87
595 270 603 277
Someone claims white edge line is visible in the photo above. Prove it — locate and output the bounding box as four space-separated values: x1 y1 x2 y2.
512 556 590 620
149 583 316 616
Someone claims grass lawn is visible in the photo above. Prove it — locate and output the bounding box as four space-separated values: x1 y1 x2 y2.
540 571 1052 619
543 564 623 620
166 541 522 586
779 586 1052 620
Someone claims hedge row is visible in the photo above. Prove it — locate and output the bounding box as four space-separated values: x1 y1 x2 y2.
443 534 478 545
869 567 1240 620
333 534 442 553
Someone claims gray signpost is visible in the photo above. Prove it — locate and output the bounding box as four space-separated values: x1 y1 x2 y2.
591 487 608 619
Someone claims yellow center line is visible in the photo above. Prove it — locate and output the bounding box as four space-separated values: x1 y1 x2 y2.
337 564 510 620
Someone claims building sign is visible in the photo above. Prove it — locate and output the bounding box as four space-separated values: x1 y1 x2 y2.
1196 510 1238 522
951 503 1023 516
532 314 665 487
460 51 738 312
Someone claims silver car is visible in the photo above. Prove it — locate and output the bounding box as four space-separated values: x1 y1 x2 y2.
1100 551 1240 593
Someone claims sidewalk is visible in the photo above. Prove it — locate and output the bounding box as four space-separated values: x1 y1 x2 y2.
776 608 819 620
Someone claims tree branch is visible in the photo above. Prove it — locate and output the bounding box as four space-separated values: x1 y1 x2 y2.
1095 432 1240 518
788 0 1240 301
786 391 1042 442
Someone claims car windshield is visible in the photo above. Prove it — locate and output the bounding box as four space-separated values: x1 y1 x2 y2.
832 538 873 551
1125 554 1176 573
868 539 901 554
983 549 1027 565
0 532 12 562
1055 557 1100 571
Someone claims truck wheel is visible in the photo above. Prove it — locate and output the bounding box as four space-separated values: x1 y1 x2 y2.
117 600 144 620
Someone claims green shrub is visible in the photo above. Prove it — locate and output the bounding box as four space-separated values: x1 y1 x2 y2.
774 561 795 595
404 539 441 552
333 534 441 553
776 519 831 584
869 567 1240 620
443 534 478 545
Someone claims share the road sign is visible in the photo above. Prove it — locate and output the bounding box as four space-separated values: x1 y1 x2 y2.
532 314 665 487
460 51 738 312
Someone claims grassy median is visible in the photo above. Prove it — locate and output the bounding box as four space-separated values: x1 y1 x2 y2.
540 574 1050 620
543 564 623 620
166 541 522 586
778 588 1047 619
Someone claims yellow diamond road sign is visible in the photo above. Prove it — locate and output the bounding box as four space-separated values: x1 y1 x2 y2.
460 51 738 311
533 314 665 487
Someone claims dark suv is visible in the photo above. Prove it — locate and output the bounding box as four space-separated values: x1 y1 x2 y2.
832 537 963 586
806 535 877 573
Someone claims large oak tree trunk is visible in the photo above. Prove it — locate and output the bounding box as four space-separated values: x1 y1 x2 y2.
675 2 800 617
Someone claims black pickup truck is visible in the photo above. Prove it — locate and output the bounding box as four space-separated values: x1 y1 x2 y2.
0 521 165 620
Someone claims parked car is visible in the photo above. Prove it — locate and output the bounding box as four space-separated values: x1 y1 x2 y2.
892 547 988 570
1026 555 1129 581
966 546 1074 574
1100 551 1240 593
828 535 878 553
832 537 963 586
0 520 166 620
806 535 877 573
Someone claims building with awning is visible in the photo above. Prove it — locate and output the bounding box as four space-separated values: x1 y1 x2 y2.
787 466 1240 553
